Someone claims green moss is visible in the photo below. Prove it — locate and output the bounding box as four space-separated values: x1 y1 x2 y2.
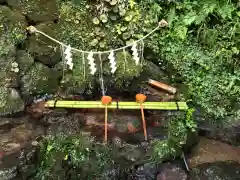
0 6 25 89
16 50 34 76
51 0 159 92
0 6 26 45
60 52 95 94
56 0 157 50
7 0 59 22
0 41 19 88
103 51 142 90
20 62 61 96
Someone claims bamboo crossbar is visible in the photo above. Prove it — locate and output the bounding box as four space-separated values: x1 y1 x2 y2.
45 100 188 110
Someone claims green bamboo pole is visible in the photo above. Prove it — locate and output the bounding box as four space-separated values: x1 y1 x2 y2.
45 100 188 110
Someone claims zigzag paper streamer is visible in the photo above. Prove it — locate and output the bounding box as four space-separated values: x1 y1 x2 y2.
64 45 73 70
131 43 140 65
87 52 97 75
108 51 117 74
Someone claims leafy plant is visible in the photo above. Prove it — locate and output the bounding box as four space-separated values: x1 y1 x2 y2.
145 0 240 122
151 109 197 162
34 134 121 180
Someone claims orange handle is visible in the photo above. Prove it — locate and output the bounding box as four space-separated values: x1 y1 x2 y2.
104 106 108 143
140 103 147 141
136 94 147 140
101 96 112 144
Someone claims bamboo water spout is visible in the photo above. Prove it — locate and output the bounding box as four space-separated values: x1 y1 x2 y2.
45 101 188 110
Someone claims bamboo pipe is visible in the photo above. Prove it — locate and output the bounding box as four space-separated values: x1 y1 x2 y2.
148 79 177 94
45 101 188 110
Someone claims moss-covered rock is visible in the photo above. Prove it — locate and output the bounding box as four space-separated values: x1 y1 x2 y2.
0 6 26 88
0 5 27 45
0 87 24 115
0 39 20 88
7 0 59 22
58 50 143 96
142 61 170 82
20 62 61 96
16 50 34 76
27 22 61 66
59 51 95 95
110 51 142 89
99 51 142 92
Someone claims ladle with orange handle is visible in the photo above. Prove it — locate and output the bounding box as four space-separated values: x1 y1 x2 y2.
136 94 147 141
101 96 112 144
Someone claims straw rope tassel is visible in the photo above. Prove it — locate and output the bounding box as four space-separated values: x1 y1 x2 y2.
131 43 140 65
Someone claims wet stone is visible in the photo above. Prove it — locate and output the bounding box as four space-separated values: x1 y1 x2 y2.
188 137 240 168
0 166 17 180
0 145 38 180
101 167 121 180
189 161 240 180
111 136 123 148
128 163 158 180
46 113 84 135
119 144 145 163
157 162 187 180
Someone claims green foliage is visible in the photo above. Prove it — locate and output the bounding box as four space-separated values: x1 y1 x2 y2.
185 108 197 132
151 109 197 162
35 134 120 180
145 0 240 122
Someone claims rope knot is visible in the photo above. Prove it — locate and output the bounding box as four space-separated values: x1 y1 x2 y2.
159 19 168 27
27 26 37 34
